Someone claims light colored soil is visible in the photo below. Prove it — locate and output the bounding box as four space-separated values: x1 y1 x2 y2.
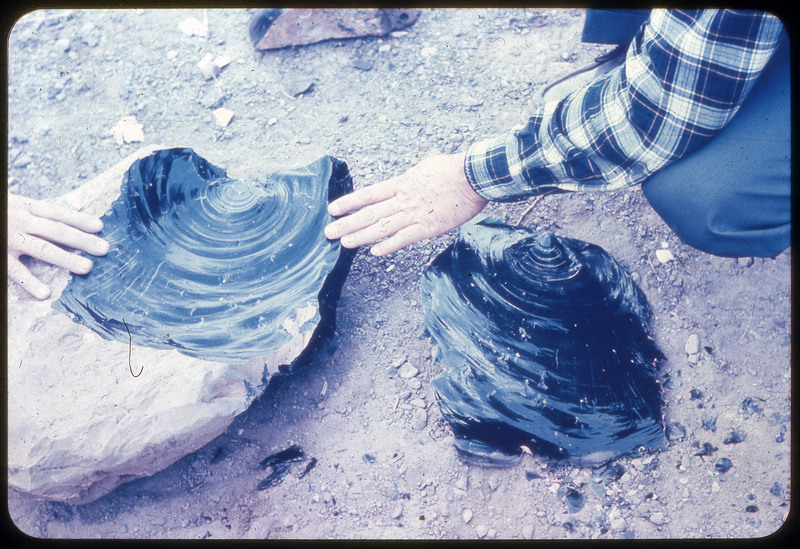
6 8 791 540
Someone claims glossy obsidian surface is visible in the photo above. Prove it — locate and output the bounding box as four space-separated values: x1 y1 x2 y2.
55 148 354 366
420 217 666 465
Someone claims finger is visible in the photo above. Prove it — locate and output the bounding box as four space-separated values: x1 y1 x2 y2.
339 211 411 248
370 223 430 256
12 235 94 274
7 257 51 300
327 179 397 217
325 199 399 240
28 200 104 233
25 217 110 256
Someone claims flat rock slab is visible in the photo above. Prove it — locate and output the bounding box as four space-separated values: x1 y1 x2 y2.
7 146 353 503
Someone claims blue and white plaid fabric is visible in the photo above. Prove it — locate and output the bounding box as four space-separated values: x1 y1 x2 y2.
465 9 786 201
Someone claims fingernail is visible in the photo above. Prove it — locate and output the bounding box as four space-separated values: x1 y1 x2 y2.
78 258 93 273
327 204 340 216
324 225 336 239
96 240 110 255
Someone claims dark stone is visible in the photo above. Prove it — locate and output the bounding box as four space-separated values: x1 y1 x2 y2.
723 430 746 445
362 453 377 464
258 445 304 469
665 422 687 442
565 488 585 512
745 505 759 513
421 217 665 466
701 416 718 432
689 388 704 400
54 149 355 368
714 458 733 473
694 442 718 457
740 397 765 417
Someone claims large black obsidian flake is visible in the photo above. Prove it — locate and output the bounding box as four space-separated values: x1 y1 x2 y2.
54 148 355 367
421 217 666 466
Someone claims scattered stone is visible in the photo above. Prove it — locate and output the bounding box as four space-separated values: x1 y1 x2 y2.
723 430 746 445
455 476 468 491
197 53 222 80
462 509 473 523
475 524 488 538
611 518 626 532
740 397 765 417
665 422 687 442
745 505 759 513
56 38 71 52
525 471 542 481
110 116 144 144
711 481 720 493
701 415 717 432
565 488 584 512
714 458 733 473
655 249 675 264
398 364 419 379
362 453 376 464
352 57 373 71
213 107 234 128
687 354 700 364
694 442 718 457
684 334 700 355
392 356 407 368
689 388 704 400
737 257 754 268
378 44 391 54
410 398 425 408
282 77 315 97
267 117 278 126
521 523 534 539
770 482 784 498
649 512 665 526
408 378 422 390
411 408 427 431
563 521 575 533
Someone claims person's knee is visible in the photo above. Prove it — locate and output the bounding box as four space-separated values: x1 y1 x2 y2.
642 180 790 258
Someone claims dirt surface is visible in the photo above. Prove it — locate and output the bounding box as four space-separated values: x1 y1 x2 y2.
6 8 791 540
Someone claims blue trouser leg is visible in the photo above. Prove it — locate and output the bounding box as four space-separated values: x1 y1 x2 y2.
582 11 791 258
640 34 790 258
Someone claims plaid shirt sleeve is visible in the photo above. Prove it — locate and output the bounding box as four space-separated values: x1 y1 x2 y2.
464 9 786 201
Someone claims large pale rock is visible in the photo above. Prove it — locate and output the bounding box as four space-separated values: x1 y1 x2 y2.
7 146 348 503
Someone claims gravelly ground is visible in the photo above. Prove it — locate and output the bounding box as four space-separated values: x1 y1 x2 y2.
6 8 791 540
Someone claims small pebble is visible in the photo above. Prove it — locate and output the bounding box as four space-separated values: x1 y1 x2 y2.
56 38 71 52
649 512 665 526
398 364 419 379
665 422 687 442
392 356 407 368
684 334 700 355
714 458 733 473
455 476 468 491
411 409 427 431
408 378 422 390
475 524 488 538
723 431 745 445
267 117 278 126
655 249 675 264
737 257 754 268
745 505 759 513
410 398 425 408
611 518 626 532
462 509 473 523
521 524 534 539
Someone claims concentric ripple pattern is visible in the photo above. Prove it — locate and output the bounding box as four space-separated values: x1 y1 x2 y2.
420 217 666 465
54 148 353 365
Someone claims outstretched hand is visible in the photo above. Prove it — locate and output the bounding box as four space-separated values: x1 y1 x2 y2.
324 152 488 256
7 193 110 300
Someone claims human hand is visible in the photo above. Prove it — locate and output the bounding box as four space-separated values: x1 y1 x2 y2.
324 152 488 256
7 193 110 300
